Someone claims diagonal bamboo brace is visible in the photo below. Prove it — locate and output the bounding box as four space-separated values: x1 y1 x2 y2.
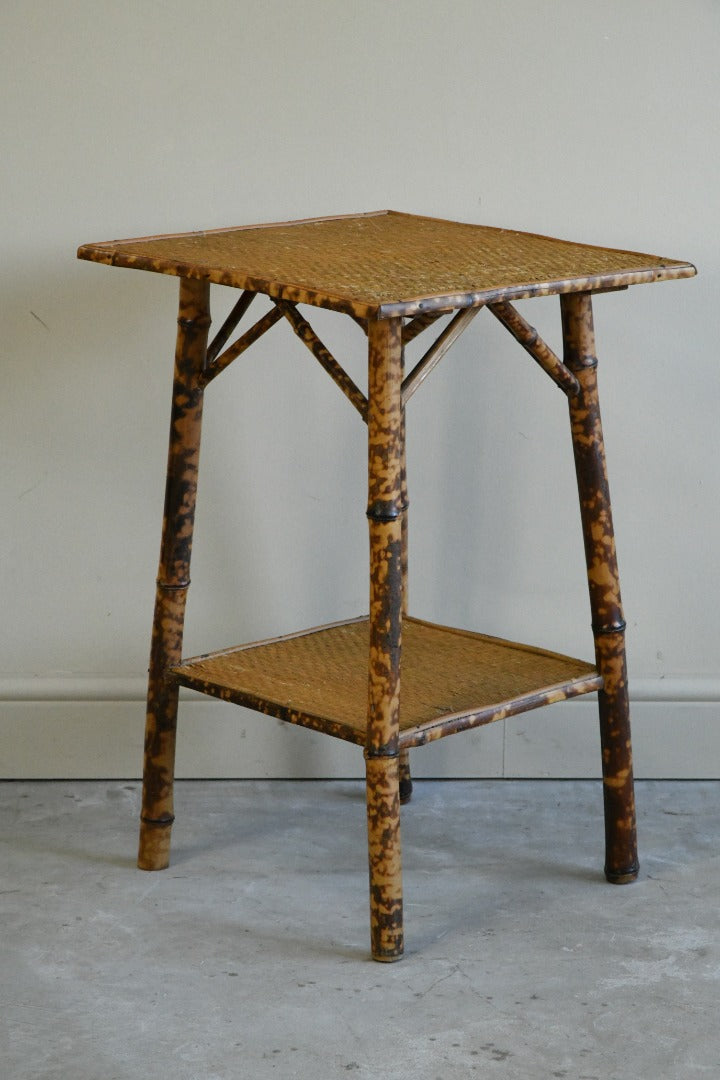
275 299 369 420
402 310 447 345
205 290 256 367
489 300 580 396
200 306 283 386
401 305 481 405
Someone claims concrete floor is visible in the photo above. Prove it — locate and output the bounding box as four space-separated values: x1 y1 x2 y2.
2 779 720 1079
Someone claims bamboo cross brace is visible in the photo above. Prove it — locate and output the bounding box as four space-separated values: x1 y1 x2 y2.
401 305 482 405
488 301 580 397
205 290 256 367
402 310 449 345
275 299 369 421
200 305 283 386
344 311 447 344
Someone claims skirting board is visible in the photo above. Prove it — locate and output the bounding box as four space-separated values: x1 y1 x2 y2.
0 678 719 780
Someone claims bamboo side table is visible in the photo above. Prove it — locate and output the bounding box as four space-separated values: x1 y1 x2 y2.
78 211 695 961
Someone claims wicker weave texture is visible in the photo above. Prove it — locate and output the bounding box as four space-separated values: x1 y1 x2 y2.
78 211 695 318
172 616 601 747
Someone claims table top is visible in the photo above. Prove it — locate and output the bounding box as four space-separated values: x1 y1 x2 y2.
77 210 695 319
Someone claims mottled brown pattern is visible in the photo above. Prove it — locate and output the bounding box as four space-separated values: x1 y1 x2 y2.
561 292 638 883
200 305 282 387
401 310 447 344
365 753 403 961
399 347 412 804
594 633 636 882
366 318 405 958
204 290 256 367
138 278 210 872
366 319 404 754
275 300 368 420
401 306 481 405
488 300 580 397
398 751 413 804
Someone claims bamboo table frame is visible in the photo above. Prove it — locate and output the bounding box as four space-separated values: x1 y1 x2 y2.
78 211 695 961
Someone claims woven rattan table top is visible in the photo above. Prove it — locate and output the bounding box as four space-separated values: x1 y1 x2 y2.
78 210 695 319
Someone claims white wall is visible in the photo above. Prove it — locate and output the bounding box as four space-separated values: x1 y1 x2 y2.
2 1 718 778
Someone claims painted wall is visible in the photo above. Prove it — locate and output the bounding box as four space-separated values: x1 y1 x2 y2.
2 1 718 778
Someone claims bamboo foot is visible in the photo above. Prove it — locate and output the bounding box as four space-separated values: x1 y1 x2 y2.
605 864 640 885
137 817 174 871
366 755 404 962
399 780 413 805
600 733 639 886
399 750 413 805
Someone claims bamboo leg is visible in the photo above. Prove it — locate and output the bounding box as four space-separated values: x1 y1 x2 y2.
138 278 211 871
561 292 639 884
366 317 405 961
399 342 413 806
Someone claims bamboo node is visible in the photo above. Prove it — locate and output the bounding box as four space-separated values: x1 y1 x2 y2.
364 748 400 760
140 814 175 827
177 315 212 330
568 353 599 371
366 499 409 522
592 619 627 635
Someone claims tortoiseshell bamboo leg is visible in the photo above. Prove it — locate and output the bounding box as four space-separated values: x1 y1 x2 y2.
561 292 639 884
398 342 413 806
366 317 405 961
138 278 211 871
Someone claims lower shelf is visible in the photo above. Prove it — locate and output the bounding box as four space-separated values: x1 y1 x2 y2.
171 616 602 748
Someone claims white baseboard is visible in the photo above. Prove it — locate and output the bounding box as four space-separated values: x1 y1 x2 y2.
1 677 718 779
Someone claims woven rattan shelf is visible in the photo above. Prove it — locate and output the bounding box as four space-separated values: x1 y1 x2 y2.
171 616 602 749
78 208 695 961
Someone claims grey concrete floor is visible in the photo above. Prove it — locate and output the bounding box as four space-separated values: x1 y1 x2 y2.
2 779 720 1079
